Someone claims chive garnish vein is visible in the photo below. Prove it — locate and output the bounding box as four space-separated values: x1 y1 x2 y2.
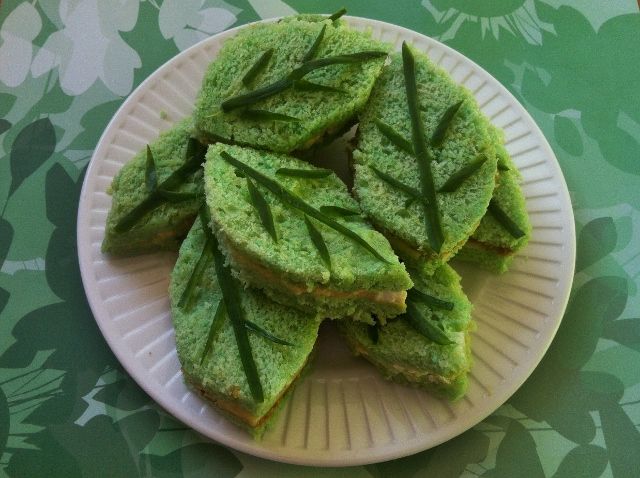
407 288 454 311
178 236 212 311
276 167 332 178
402 41 444 253
200 299 227 365
328 7 347 21
200 206 264 402
220 151 390 263
115 137 206 232
245 320 295 346
145 145 157 193
374 119 413 155
405 301 454 345
246 177 278 242
242 49 274 86
301 24 326 63
487 198 525 239
430 100 463 148
305 215 331 271
438 155 487 193
370 166 423 203
367 322 379 344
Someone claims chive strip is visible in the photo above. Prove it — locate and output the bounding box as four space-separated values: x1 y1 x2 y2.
430 100 463 148
374 119 413 155
402 42 444 253
328 7 347 21
245 320 295 346
301 24 326 63
242 49 274 86
487 198 525 239
222 78 292 112
241 109 299 122
319 205 360 217
292 79 344 93
221 151 390 263
145 145 157 193
370 166 423 202
200 206 264 402
276 167 332 178
246 178 278 242
114 138 206 233
221 51 386 112
200 300 227 365
437 155 488 193
288 51 387 80
304 215 331 271
178 236 213 311
497 159 510 171
367 323 379 344
407 288 454 311
405 301 454 345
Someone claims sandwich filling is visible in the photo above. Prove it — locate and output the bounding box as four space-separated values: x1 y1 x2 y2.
225 241 407 307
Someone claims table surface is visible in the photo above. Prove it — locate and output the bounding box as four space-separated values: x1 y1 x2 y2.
1 1 639 477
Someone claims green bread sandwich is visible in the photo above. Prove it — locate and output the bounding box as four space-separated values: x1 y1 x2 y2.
338 262 474 401
352 44 499 274
102 117 206 256
203 143 413 322
193 17 389 153
170 213 322 437
455 126 531 272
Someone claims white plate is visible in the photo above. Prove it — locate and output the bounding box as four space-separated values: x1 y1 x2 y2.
77 16 575 466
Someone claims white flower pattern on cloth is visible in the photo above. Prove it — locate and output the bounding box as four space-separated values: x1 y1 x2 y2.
30 0 141 96
422 0 554 45
0 3 42 88
158 0 237 51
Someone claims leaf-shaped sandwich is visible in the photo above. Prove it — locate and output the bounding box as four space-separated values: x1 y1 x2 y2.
455 126 531 272
193 15 389 153
170 211 322 437
338 262 474 401
352 44 499 273
203 143 413 322
102 118 206 256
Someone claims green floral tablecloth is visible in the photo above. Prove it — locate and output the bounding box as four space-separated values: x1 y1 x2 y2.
1 1 638 476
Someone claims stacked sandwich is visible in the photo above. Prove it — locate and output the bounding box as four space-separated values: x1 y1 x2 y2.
101 10 531 437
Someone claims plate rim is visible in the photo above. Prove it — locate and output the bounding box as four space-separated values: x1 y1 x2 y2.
77 15 576 467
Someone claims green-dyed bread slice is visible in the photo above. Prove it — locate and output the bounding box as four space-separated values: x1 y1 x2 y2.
338 263 474 401
193 19 388 153
204 143 413 322
102 117 201 256
169 220 322 437
455 126 531 273
352 50 498 273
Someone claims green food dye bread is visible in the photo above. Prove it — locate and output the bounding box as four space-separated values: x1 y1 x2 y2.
455 126 531 272
338 262 474 401
204 143 413 322
193 19 388 153
102 117 202 256
169 220 322 437
352 49 498 273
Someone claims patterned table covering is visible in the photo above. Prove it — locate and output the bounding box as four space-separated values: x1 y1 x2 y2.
1 1 639 476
